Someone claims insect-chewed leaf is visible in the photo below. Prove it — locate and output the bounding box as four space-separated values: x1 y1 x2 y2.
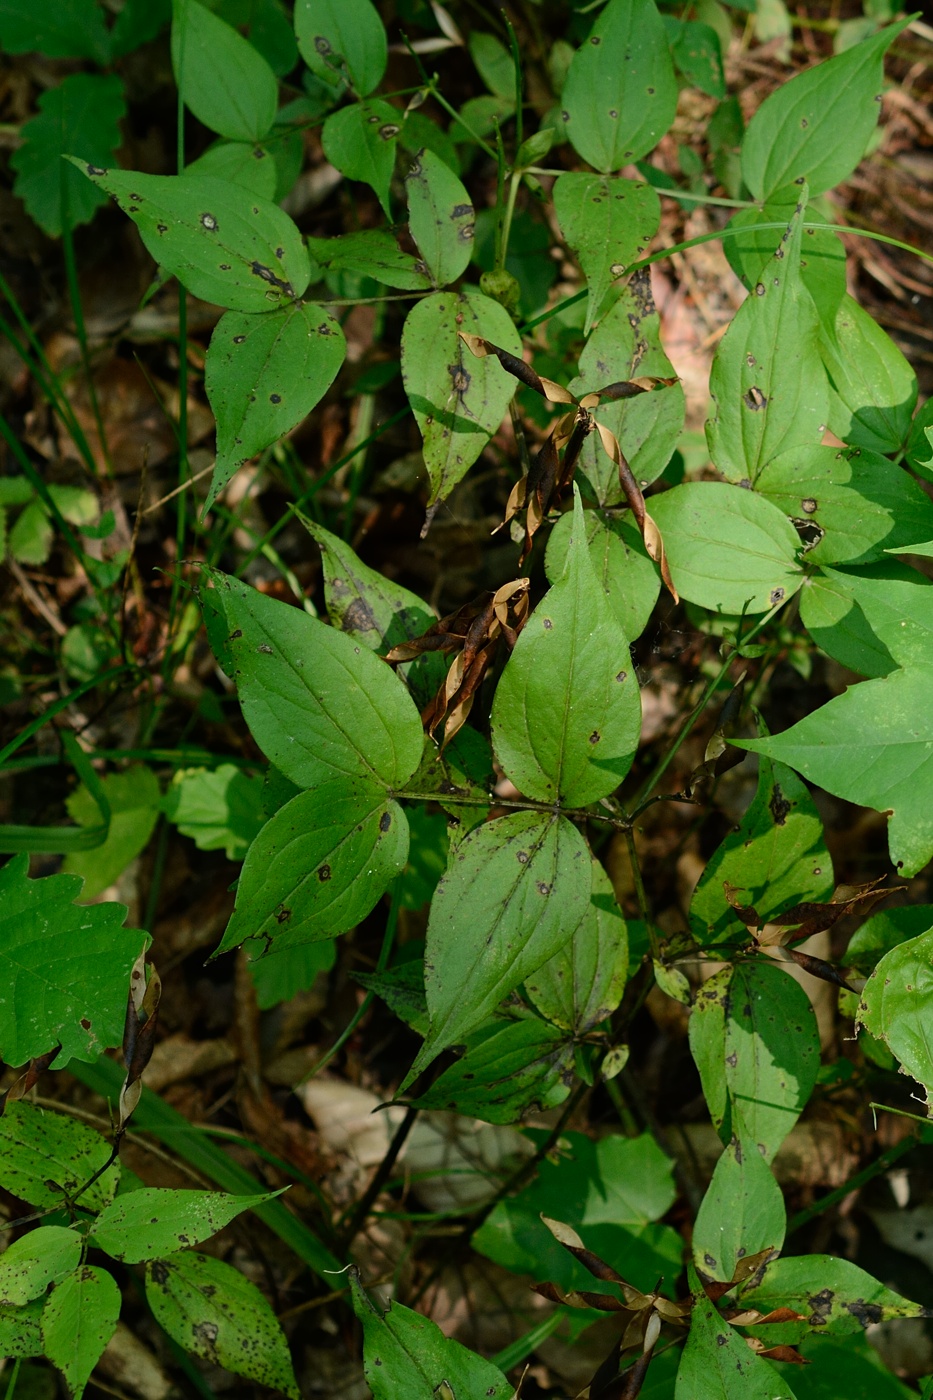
406 147 475 287
492 490 641 806
322 99 399 219
216 782 409 954
401 290 522 507
69 164 311 311
204 303 346 511
818 294 918 456
675 1267 792 1399
562 0 677 173
707 193 828 484
553 174 660 333
171 0 278 143
295 0 387 96
692 1139 785 1283
741 19 909 201
198 569 424 791
401 811 592 1084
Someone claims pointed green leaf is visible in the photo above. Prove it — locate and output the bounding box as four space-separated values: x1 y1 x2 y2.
199 570 424 789
723 194 846 326
218 782 408 953
349 1270 512 1400
414 1017 573 1124
0 1101 120 1212
407 812 592 1079
306 229 432 291
676 1267 796 1399
172 0 278 142
322 100 399 219
562 0 678 172
707 195 829 483
71 165 311 311
473 1131 680 1299
146 1252 299 1399
0 0 110 61
11 74 125 237
573 270 684 497
553 174 660 333
857 927 933 1106
204 302 346 510
187 141 278 198
401 289 521 506
0 854 148 1067
740 19 909 200
405 147 475 288
492 493 640 806
295 0 386 96
545 505 660 645
62 764 161 899
690 754 833 949
648 482 802 614
757 444 933 567
741 1255 929 1334
164 764 265 860
0 1298 44 1360
525 857 628 1034
799 561 933 678
303 518 434 651
357 960 429 1036
43 1266 120 1400
740 666 933 876
7 498 53 565
689 962 819 1160
91 1188 280 1263
0 1227 82 1306
819 294 918 455
665 17 726 98
692 1139 786 1282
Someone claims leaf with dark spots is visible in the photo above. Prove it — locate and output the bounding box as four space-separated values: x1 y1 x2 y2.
406 148 475 287
740 1255 929 1339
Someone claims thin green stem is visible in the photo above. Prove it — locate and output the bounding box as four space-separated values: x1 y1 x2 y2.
61 195 111 478
336 1103 420 1248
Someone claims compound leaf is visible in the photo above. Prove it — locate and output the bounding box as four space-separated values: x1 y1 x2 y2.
204 302 346 511
553 174 660 333
0 854 147 1067
172 0 278 142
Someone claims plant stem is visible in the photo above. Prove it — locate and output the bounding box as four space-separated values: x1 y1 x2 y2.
336 1103 420 1248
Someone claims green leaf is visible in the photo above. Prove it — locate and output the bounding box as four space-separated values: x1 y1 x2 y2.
349 1269 512 1400
71 165 311 311
665 18 726 98
7 499 54 565
199 570 424 789
819 294 918 455
62 764 161 898
187 141 278 198
357 959 429 1035
469 31 514 101
303 518 434 652
544 506 660 645
491 491 641 806
740 19 909 200
145 1252 299 1399
846 904 933 975
473 1131 680 1298
305 229 432 291
741 1254 929 1334
706 194 829 483
906 398 933 482
0 0 110 61
217 782 408 954
648 482 803 614
11 74 125 237
204 302 346 510
247 935 336 1009
406 811 592 1080
799 561 933 678
0 854 147 1067
0 1100 120 1212
723 196 846 326
294 0 386 96
795 1334 916 1398
552 174 660 333
0 1297 44 1360
322 99 399 220
401 289 522 507
562 0 678 172
405 728 493 829
740 666 933 876
690 755 833 949
91 1187 280 1263
757 444 933 567
172 0 278 142
676 1267 796 1399
163 764 265 860
414 1017 573 1124
405 147 475 289
0 1227 82 1306
48 484 98 527
110 0 172 58
856 927 933 1106
689 962 819 1160
692 1139 786 1281
42 1266 120 1400
525 857 628 1034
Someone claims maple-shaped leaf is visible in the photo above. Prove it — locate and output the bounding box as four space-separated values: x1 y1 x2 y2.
0 855 148 1067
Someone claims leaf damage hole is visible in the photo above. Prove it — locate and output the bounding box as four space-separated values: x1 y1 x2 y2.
200 213 218 231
